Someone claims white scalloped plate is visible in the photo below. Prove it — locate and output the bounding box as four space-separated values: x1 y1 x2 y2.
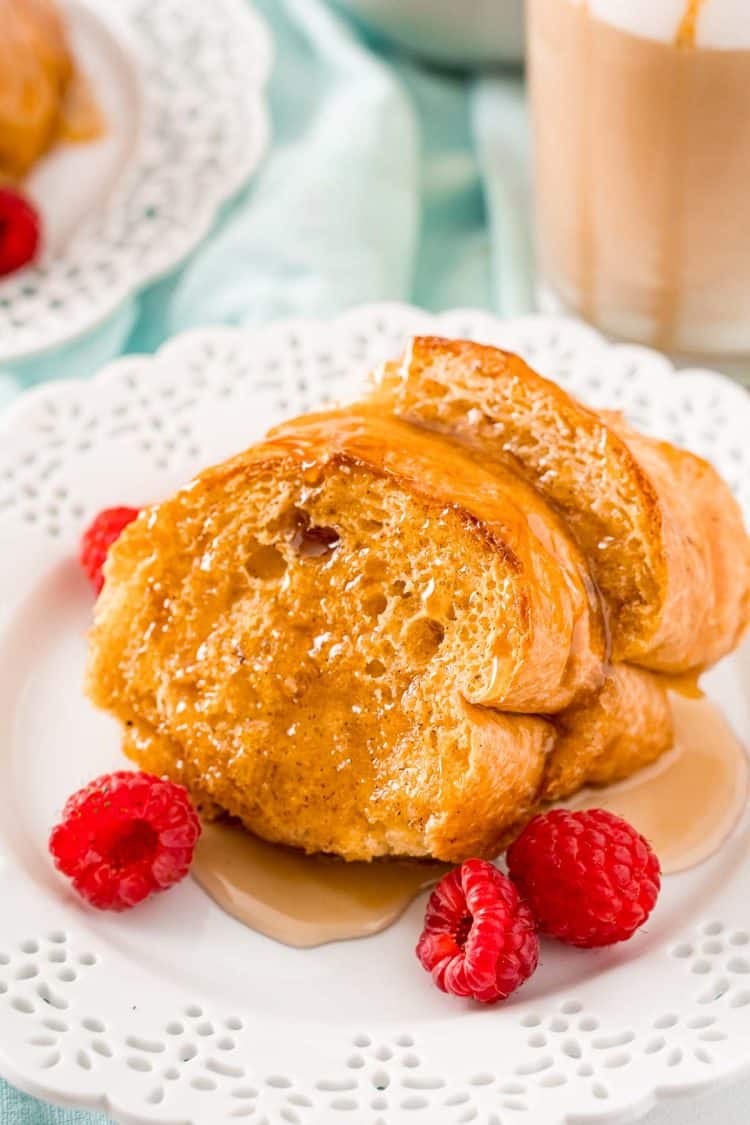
0 0 271 364
0 305 749 1125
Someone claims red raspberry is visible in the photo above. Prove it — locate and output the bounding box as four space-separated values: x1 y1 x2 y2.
79 506 140 593
507 809 660 948
416 859 539 1003
0 187 41 276
49 771 201 911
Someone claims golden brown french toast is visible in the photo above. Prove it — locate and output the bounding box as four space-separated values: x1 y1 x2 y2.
374 336 750 672
87 412 608 861
86 339 750 863
87 413 585 860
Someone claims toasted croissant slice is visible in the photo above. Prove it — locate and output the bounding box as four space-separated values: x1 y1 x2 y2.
0 0 73 179
87 410 608 861
86 348 749 863
543 664 673 802
603 413 750 671
374 336 750 672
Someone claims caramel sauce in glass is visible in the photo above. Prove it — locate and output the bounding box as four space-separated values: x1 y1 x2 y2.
676 0 707 50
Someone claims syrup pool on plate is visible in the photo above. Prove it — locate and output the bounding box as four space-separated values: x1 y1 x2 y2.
566 695 749 875
192 822 449 948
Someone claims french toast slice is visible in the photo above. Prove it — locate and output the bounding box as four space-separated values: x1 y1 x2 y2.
87 411 606 861
86 349 748 863
374 336 750 672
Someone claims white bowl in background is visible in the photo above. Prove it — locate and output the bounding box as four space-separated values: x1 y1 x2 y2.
332 0 525 67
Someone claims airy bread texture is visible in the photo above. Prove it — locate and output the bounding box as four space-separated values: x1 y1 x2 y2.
374 336 750 672
88 412 578 860
86 338 750 862
0 0 73 179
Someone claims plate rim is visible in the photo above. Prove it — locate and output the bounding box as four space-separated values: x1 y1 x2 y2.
3 299 750 436
1 304 749 1125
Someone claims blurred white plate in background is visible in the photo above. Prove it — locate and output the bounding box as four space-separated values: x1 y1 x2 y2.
26 0 142 258
0 0 272 364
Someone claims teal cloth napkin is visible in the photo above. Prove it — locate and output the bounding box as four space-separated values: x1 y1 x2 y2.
0 0 530 1118
1 0 531 396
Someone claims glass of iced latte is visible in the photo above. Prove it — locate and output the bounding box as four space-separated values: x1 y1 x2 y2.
528 0 750 363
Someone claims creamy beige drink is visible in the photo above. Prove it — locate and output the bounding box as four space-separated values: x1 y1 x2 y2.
529 0 750 359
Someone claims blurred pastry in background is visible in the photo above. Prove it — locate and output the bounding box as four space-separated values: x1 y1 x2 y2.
0 0 104 182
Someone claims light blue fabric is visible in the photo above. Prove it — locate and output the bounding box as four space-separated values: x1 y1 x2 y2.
0 0 529 1118
0 0 531 396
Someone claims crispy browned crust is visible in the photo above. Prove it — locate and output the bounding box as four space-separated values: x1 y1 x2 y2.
89 418 580 861
604 413 750 670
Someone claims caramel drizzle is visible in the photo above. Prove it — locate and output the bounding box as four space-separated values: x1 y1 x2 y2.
676 0 707 48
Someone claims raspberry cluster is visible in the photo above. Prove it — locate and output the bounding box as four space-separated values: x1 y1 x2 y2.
417 809 660 1004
